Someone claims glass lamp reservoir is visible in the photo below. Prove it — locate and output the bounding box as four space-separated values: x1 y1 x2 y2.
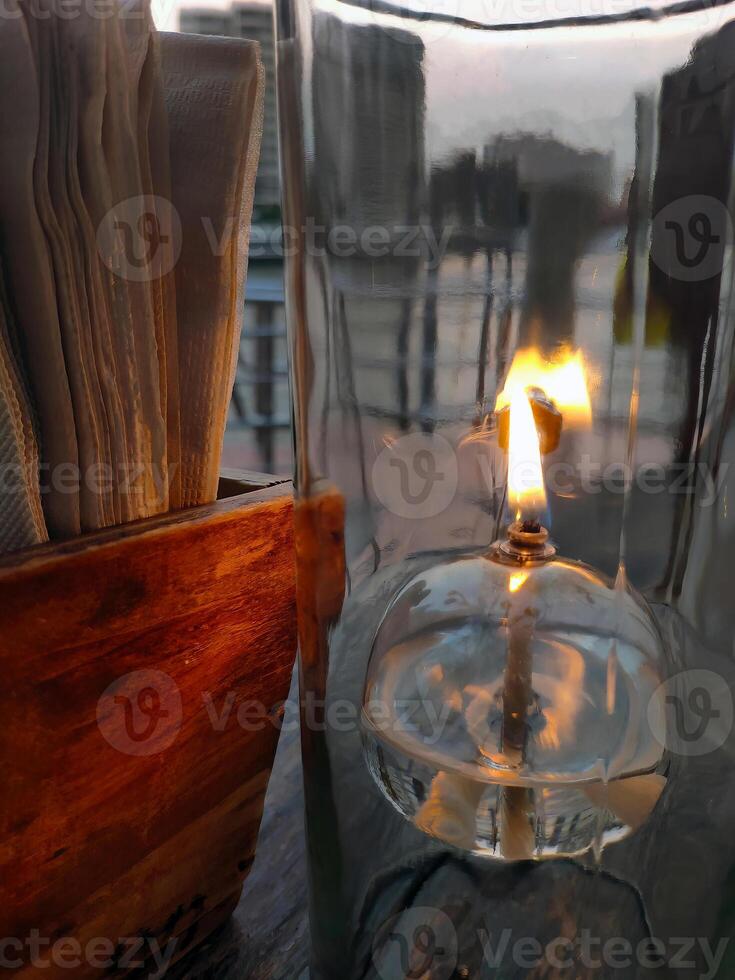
362 384 668 860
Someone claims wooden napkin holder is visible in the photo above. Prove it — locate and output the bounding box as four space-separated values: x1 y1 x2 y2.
0 471 296 977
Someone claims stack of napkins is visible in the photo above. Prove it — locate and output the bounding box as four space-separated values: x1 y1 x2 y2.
0 0 264 552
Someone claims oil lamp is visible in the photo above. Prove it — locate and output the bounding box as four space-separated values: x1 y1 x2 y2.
362 360 668 860
278 0 735 967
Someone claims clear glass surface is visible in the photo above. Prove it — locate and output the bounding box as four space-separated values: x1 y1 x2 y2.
277 0 735 974
363 552 668 857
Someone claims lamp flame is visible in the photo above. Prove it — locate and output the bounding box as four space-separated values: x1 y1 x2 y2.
508 387 546 522
495 348 592 428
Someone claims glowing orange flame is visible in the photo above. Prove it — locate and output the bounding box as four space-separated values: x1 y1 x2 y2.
508 387 546 522
495 348 593 428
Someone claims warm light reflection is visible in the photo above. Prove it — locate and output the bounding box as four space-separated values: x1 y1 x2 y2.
535 639 586 752
508 388 546 521
508 571 529 593
496 348 593 427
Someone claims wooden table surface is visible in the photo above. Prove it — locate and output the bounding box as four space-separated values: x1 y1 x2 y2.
170 678 310 979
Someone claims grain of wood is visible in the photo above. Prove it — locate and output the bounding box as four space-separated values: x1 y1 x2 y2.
0 477 297 978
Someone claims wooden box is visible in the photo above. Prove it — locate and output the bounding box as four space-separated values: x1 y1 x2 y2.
0 472 296 977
